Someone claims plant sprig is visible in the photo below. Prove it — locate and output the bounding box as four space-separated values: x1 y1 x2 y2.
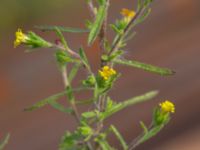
12 0 176 149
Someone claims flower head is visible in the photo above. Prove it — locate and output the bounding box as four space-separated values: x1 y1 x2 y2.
99 66 116 80
120 8 136 22
159 100 175 113
14 28 52 48
14 28 28 48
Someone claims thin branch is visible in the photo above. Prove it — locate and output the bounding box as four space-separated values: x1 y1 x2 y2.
53 44 80 59
61 66 94 149
128 123 154 150
61 66 80 122
99 0 110 67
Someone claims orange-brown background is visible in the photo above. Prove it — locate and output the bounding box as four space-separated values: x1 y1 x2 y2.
0 0 200 150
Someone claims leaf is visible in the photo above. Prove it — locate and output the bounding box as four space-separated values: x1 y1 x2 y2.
110 125 128 150
0 133 10 150
79 48 90 70
54 27 69 49
110 24 123 35
66 86 75 102
101 50 124 62
35 25 89 33
97 140 114 150
144 0 153 7
124 31 137 42
138 124 164 146
59 131 86 150
49 101 73 114
69 63 81 83
88 1 107 45
81 111 97 119
140 121 148 134
95 134 114 150
137 0 143 10
75 99 93 105
136 8 151 25
114 59 175 76
101 90 158 120
122 90 158 108
24 91 66 111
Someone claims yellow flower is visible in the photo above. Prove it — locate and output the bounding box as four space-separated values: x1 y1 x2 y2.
99 66 116 80
120 8 136 22
159 100 175 113
14 28 28 48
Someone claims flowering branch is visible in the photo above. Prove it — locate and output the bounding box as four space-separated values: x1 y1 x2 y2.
12 0 176 150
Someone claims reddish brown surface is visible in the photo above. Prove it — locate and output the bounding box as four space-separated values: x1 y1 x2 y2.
1 0 200 149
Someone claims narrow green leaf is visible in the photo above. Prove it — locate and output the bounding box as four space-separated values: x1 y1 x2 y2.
54 27 69 49
88 2 107 45
102 90 158 120
35 25 89 33
136 8 151 25
95 137 114 150
0 133 10 150
81 111 96 119
49 101 73 114
124 31 137 42
24 91 66 111
130 124 164 149
144 0 153 7
66 86 75 102
110 125 128 150
69 63 81 83
137 0 143 10
122 90 158 108
98 141 113 150
75 99 93 105
59 131 85 150
140 121 148 134
114 59 175 76
79 48 90 69
138 124 164 146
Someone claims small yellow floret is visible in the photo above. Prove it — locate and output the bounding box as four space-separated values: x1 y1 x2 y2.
99 66 116 80
14 28 28 48
159 100 175 113
120 8 136 22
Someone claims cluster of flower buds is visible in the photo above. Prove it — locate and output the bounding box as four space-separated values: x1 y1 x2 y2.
14 28 52 48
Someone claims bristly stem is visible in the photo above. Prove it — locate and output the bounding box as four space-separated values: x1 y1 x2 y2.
61 65 94 150
53 44 80 59
61 66 80 122
99 0 110 67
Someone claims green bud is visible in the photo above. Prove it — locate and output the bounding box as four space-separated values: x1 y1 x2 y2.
55 50 74 66
153 107 170 126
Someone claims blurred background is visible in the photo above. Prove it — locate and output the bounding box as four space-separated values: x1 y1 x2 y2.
1 0 200 149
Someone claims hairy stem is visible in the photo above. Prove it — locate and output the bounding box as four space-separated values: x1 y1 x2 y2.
99 0 110 67
53 44 80 59
61 66 80 122
61 66 94 150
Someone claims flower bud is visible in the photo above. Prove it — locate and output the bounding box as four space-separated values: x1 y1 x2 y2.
14 28 52 48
